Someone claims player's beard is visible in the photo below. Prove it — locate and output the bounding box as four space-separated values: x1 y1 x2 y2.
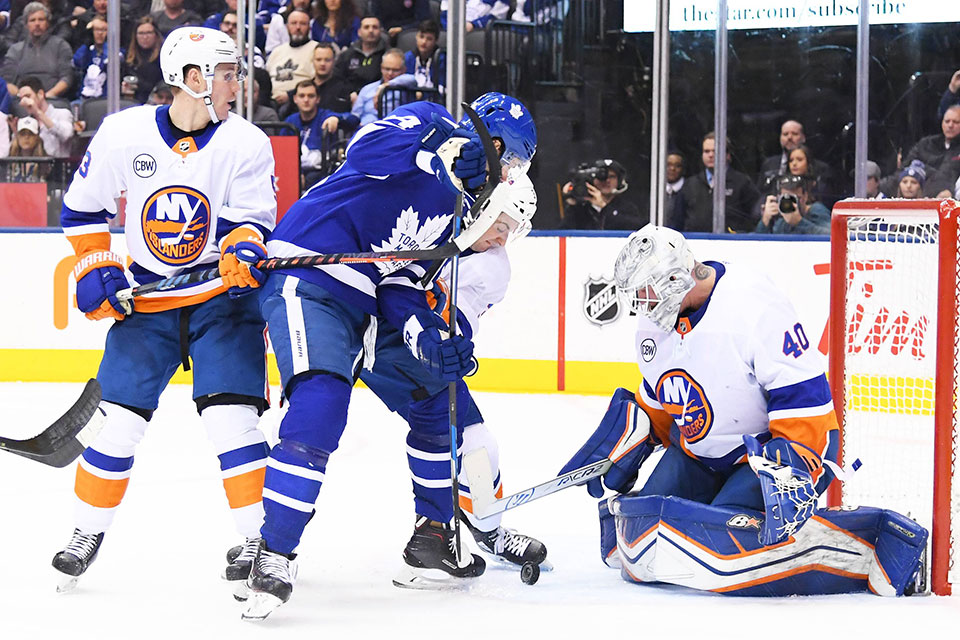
289 33 309 47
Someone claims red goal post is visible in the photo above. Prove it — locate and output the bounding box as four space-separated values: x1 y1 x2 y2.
829 198 959 596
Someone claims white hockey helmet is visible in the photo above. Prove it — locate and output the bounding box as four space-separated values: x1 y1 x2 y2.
614 224 696 332
497 173 537 241
160 27 242 123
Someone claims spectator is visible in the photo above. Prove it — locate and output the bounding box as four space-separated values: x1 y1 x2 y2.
147 80 173 105
2 2 73 98
311 0 360 51
0 111 9 157
369 0 430 41
64 0 130 50
664 151 685 224
15 75 72 156
896 160 926 199
72 15 121 100
672 132 760 233
937 69 960 121
249 73 278 121
334 14 386 95
205 0 266 53
755 174 830 235
220 10 264 68
279 41 350 118
440 0 508 32
4 115 50 182
150 0 202 37
403 18 444 92
889 104 960 197
350 46 415 125
862 160 885 198
756 119 834 202
265 8 317 105
263 0 309 55
121 16 163 104
0 80 9 113
2 0 71 47
285 78 357 187
560 158 644 230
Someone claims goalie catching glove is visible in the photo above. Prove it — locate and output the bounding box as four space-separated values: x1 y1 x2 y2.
218 227 267 297
403 307 475 382
73 250 132 321
559 388 654 498
420 112 487 194
743 434 820 546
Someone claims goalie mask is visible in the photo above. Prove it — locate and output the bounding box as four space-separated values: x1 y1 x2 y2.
458 92 537 182
614 224 695 333
160 27 244 124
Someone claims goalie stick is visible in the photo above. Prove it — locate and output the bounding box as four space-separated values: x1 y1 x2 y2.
463 414 650 519
116 103 503 303
0 379 105 468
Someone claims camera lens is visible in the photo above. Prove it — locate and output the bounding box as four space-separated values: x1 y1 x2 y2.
777 193 799 214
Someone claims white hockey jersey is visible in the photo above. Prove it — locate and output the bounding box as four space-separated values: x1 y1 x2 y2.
436 245 511 339
61 105 277 312
633 262 837 473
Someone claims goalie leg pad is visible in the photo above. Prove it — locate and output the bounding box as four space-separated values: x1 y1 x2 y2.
598 498 620 568
459 422 503 531
868 510 928 596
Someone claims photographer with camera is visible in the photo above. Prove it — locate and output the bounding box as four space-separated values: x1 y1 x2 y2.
754 174 830 235
560 158 644 230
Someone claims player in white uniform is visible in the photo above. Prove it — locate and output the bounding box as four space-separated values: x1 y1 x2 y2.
355 176 549 586
52 27 277 592
561 225 927 596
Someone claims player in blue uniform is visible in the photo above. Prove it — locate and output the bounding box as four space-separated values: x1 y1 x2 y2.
239 92 537 619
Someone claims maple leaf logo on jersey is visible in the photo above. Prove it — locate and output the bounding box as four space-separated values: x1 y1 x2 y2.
370 206 451 275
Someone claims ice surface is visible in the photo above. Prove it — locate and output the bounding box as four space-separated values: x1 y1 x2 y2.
1 382 957 638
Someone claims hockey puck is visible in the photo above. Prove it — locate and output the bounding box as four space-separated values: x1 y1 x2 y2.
520 562 540 585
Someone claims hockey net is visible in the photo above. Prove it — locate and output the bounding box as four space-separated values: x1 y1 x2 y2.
829 199 960 596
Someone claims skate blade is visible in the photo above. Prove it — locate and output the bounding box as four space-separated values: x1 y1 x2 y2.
483 555 554 572
232 579 250 602
56 574 79 594
241 592 284 621
391 564 479 590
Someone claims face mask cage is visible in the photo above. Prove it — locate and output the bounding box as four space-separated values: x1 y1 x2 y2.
615 234 695 332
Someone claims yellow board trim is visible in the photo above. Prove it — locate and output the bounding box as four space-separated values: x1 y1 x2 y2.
0 349 639 396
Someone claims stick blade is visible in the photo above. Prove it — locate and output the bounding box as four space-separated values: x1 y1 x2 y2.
0 379 104 467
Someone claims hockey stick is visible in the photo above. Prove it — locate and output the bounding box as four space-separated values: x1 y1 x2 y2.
462 409 650 519
0 379 105 468
463 452 612 519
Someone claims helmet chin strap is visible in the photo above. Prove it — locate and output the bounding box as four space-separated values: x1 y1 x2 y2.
178 74 221 125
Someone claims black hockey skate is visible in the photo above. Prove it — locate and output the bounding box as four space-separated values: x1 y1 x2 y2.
466 519 551 570
52 528 104 593
393 516 486 589
242 540 296 621
223 537 262 602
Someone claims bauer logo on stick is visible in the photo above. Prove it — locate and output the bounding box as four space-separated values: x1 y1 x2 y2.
141 185 212 265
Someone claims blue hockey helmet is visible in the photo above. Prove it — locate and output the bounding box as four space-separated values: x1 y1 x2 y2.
459 92 537 179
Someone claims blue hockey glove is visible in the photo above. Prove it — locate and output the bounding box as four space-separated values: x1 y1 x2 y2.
403 308 475 382
421 112 486 194
743 434 819 546
558 388 653 498
73 250 132 321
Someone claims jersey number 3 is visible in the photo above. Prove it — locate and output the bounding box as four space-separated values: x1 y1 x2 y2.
782 322 810 358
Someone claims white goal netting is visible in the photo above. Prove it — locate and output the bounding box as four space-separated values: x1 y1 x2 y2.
834 208 959 594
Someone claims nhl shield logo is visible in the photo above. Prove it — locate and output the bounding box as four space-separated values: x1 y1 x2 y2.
583 276 621 326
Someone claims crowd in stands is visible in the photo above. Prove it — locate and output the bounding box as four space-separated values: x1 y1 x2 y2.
0 0 541 190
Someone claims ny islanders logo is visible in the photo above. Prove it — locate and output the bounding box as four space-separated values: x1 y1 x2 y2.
655 369 714 443
141 186 211 265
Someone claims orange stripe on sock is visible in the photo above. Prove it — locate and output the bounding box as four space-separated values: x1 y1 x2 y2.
75 465 129 509
223 467 265 509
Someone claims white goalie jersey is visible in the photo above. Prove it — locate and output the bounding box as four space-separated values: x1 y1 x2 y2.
632 262 838 472
61 105 277 312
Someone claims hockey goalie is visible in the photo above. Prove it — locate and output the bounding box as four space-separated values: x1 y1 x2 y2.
559 224 927 597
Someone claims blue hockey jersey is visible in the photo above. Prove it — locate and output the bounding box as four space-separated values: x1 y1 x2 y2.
266 101 470 330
